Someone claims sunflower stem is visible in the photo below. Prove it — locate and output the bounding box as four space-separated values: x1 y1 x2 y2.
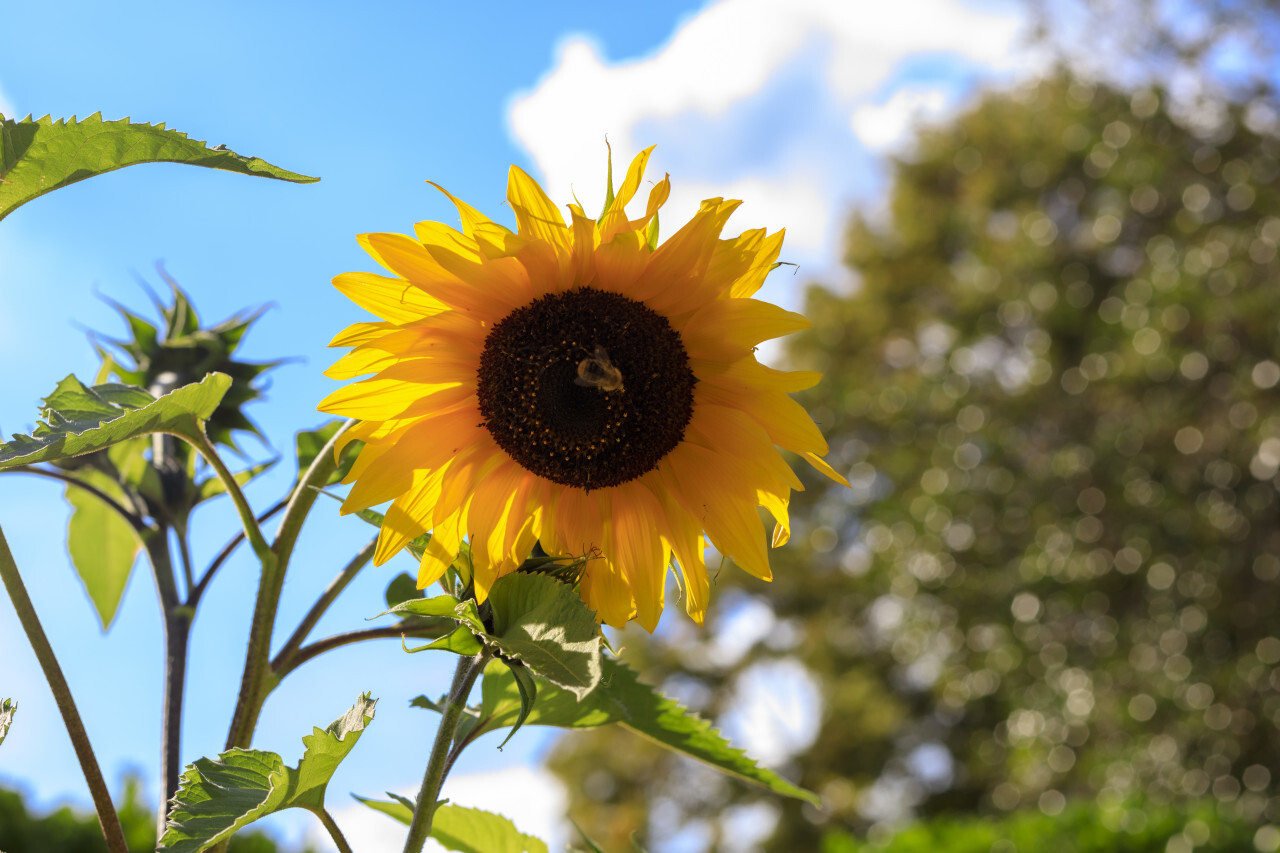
0 524 128 853
402 652 490 853
223 421 347 752
140 526 192 838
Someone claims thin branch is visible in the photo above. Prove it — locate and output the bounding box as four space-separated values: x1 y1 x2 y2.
315 807 355 853
190 498 287 606
0 524 128 853
3 465 146 533
272 537 377 671
183 427 271 562
174 526 195 599
274 621 450 681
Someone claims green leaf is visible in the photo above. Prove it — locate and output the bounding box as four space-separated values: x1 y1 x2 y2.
385 572 424 608
353 798 548 853
496 662 537 749
403 625 484 657
159 693 376 852
0 113 317 222
0 373 231 470
476 658 818 804
64 469 142 629
432 804 550 853
352 793 413 824
194 459 275 503
486 573 603 699
0 699 15 746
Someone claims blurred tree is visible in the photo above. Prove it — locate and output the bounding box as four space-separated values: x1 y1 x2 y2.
547 72 1280 851
0 780 309 852
1027 0 1280 103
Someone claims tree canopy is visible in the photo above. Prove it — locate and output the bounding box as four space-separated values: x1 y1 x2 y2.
547 71 1280 851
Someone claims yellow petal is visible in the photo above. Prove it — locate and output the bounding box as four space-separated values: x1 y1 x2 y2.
333 272 447 324
608 481 667 632
680 298 810 363
507 165 570 259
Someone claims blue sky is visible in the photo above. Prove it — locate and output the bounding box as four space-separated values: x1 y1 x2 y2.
0 1 1028 848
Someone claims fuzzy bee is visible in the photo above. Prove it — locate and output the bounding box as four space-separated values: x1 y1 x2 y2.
574 344 624 392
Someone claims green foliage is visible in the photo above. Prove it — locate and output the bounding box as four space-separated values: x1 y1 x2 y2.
64 470 141 629
434 655 817 804
486 573 603 700
547 73 1280 850
0 780 306 853
354 798 550 853
821 798 1265 853
388 573 605 700
0 112 317 222
159 694 376 853
0 698 14 746
0 373 230 469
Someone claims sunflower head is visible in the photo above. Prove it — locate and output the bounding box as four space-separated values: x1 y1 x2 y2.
321 147 847 631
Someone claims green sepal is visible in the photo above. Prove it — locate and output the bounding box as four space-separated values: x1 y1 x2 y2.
0 373 231 469
645 210 660 251
0 112 317 222
384 594 486 636
598 139 616 223
353 798 549 853
0 699 15 747
158 694 376 852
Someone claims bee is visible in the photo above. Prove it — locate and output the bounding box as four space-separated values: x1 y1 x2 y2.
574 344 624 392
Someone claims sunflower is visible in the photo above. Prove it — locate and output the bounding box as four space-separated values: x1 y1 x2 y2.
319 148 846 631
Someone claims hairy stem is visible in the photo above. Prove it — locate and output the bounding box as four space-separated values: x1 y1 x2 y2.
402 652 490 853
224 421 348 751
0 524 128 853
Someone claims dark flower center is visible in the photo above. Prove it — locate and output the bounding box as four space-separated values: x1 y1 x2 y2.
477 287 696 489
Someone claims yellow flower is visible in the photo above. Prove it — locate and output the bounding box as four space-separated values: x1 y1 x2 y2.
319 148 846 631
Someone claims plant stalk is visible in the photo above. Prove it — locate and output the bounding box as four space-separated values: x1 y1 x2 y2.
223 422 346 751
402 652 490 853
0 524 128 853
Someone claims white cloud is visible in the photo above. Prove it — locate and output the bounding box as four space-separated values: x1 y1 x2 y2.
851 86 953 152
508 0 1028 301
315 766 568 853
